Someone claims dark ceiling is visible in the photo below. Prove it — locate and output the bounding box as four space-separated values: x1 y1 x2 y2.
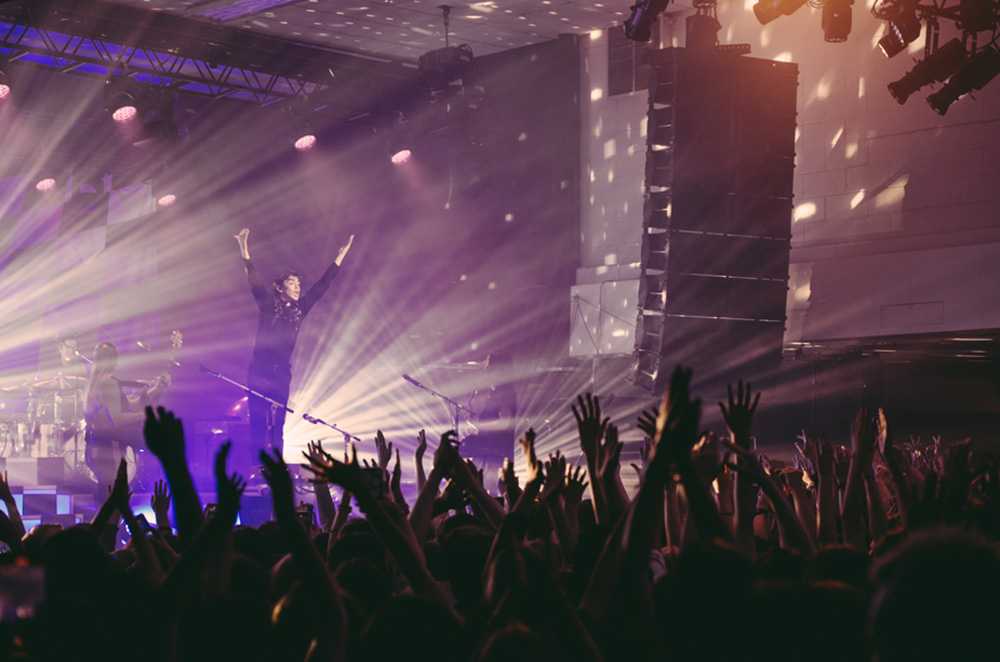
104 0 629 61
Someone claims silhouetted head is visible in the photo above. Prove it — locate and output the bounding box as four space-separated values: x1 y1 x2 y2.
92 341 118 375
869 527 1000 662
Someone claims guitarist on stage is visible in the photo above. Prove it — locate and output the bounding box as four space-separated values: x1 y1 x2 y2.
83 339 175 490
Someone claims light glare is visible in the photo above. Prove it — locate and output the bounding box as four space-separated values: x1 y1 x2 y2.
0 84 10 100
35 178 56 192
157 194 177 207
294 134 317 151
112 105 138 123
391 149 412 165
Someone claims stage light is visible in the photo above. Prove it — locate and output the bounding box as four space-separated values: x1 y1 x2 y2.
877 3 921 58
0 70 10 101
35 178 56 192
752 0 807 26
888 38 966 104
927 47 1000 115
109 91 139 123
293 133 317 152
822 0 853 43
391 149 412 165
156 193 177 207
623 0 670 42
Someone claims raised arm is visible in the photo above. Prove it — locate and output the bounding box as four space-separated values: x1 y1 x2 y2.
300 234 354 314
144 406 204 546
235 228 268 308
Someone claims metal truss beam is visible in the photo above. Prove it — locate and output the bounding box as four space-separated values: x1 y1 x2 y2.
0 0 410 105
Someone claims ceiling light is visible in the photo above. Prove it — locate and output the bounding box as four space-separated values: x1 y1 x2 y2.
822 0 853 43
877 2 921 58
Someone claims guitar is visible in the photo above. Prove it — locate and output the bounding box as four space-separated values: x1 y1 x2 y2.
85 330 184 484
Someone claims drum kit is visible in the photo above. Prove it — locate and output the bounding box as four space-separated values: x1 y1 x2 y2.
0 374 88 469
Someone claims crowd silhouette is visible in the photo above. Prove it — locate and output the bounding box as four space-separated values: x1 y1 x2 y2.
0 365 996 661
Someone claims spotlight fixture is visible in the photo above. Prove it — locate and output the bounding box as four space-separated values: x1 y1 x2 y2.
0 69 10 101
390 149 412 165
293 133 317 152
35 178 56 192
877 1 922 58
927 47 1000 114
887 37 966 104
624 0 672 42
822 0 854 42
752 0 807 26
108 91 139 123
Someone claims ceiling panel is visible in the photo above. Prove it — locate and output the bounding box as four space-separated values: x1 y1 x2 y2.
106 0 632 60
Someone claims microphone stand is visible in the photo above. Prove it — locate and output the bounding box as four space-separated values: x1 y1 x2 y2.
200 364 361 446
402 374 477 435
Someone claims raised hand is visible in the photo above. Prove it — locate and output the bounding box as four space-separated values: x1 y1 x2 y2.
151 480 171 528
234 228 251 259
303 442 366 496
0 471 13 505
597 424 624 481
390 448 406 509
564 465 589 506
637 407 658 440
415 430 428 462
719 380 760 447
334 234 355 266
144 406 187 465
654 366 702 464
306 441 331 484
374 430 393 471
518 428 542 484
572 393 609 464
498 457 521 500
540 451 568 502
109 457 130 508
215 441 246 519
260 449 295 518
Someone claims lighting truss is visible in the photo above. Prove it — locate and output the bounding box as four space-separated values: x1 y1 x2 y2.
0 0 409 105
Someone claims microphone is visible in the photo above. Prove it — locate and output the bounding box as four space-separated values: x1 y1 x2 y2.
402 373 423 388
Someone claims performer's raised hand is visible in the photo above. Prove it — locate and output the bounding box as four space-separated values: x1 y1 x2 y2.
234 227 251 260
334 234 355 266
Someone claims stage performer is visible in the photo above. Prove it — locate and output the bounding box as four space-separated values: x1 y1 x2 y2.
83 342 170 490
234 227 354 457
